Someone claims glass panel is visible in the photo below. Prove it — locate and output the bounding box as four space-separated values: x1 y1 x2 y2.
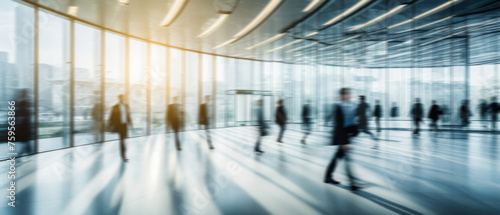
216 56 225 127
150 44 166 134
38 10 70 152
0 1 35 158
74 22 101 146
185 51 199 130
129 39 148 136
104 32 125 141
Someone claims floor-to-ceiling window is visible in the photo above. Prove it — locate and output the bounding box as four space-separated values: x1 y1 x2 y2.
104 32 125 141
216 56 226 127
38 10 71 152
201 54 213 126
129 39 148 136
0 1 35 158
185 51 199 130
74 22 101 146
150 44 167 134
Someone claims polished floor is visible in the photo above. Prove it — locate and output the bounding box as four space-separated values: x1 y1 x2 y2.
1 127 499 215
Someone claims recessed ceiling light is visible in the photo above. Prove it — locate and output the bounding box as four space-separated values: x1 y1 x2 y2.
67 6 78 16
159 0 189 27
198 14 230 38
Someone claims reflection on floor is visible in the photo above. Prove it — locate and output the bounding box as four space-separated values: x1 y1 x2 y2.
0 127 499 214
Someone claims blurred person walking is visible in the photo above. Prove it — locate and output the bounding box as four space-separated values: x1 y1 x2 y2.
410 98 424 135
168 96 182 150
108 94 133 161
355 95 375 139
254 100 267 153
428 100 442 132
373 100 383 132
479 99 489 128
275 99 287 143
460 100 472 127
324 88 362 191
301 99 313 144
199 95 214 149
490 96 499 132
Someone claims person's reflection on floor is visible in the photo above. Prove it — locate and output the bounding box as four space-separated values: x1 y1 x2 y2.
16 89 34 155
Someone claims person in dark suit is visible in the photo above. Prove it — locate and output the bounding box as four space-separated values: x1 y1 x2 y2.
410 98 424 135
490 96 499 131
254 99 267 153
275 99 287 143
324 88 361 191
460 100 471 127
199 95 214 149
390 102 399 118
355 95 375 139
373 100 383 132
301 100 312 144
108 94 133 161
168 96 182 150
428 100 441 132
478 99 489 128
16 89 34 155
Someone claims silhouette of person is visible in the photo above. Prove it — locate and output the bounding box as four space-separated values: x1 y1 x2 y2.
460 100 471 127
489 96 498 131
254 99 267 153
373 100 383 132
301 99 312 144
356 95 375 139
324 88 361 191
428 100 441 132
275 99 287 143
168 96 182 150
410 98 424 135
91 91 102 142
199 95 214 149
16 89 33 155
108 94 133 161
479 99 489 128
390 102 399 118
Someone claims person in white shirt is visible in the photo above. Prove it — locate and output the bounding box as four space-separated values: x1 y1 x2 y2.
109 94 133 161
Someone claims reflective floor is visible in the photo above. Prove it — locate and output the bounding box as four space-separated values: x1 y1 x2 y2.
1 127 499 215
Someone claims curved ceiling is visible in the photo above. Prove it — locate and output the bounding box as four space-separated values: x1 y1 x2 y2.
28 0 500 67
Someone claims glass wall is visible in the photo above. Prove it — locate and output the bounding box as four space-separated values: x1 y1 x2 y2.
129 39 148 136
150 44 167 134
104 32 125 141
74 22 101 146
2 1 500 160
38 10 71 152
0 1 35 159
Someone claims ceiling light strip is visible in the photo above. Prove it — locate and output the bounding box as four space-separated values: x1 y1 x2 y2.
234 0 283 38
397 16 454 34
285 42 318 53
323 0 371 26
198 14 230 38
305 32 319 38
350 4 407 31
267 39 303 52
303 0 324 12
160 0 189 27
389 0 462 29
213 38 238 49
118 0 130 5
246 33 287 50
